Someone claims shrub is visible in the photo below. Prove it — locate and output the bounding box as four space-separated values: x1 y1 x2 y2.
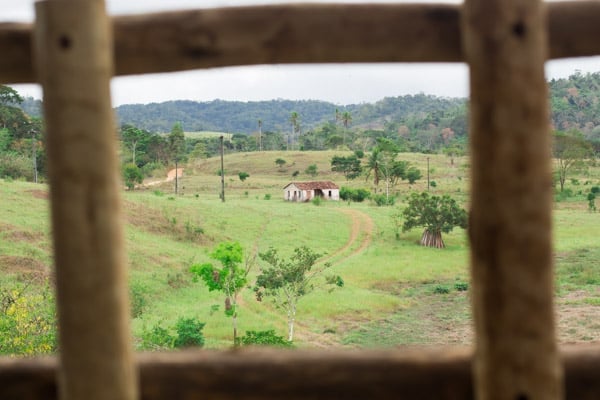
264 193 271 200
173 318 205 348
140 317 206 350
123 163 143 190
555 188 573 202
406 167 422 184
130 282 148 318
340 187 371 202
311 196 322 206
238 172 250 182
454 282 469 292
429 180 437 188
305 164 318 177
0 286 57 355
0 153 33 181
433 285 450 294
373 194 395 206
140 323 175 350
235 330 292 347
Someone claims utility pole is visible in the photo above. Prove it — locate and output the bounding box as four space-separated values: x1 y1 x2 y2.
427 157 430 191
220 135 225 202
258 119 262 152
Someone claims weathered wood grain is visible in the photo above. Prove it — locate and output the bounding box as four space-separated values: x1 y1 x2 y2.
0 347 599 399
2 2 600 84
462 0 562 398
34 1 137 399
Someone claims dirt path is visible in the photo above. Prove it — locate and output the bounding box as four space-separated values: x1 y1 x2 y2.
319 208 374 266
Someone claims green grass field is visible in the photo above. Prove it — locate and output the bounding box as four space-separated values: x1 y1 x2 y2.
1 151 598 352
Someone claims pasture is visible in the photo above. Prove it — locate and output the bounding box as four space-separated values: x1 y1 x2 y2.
0 151 598 351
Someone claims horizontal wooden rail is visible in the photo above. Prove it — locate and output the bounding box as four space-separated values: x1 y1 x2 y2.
1 1 599 84
0 346 599 399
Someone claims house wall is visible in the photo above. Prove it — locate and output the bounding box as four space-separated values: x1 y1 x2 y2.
284 186 339 202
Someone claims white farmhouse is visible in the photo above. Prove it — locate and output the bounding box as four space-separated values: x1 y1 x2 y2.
283 181 340 202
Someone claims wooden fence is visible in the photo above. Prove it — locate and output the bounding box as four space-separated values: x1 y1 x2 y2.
0 1 599 399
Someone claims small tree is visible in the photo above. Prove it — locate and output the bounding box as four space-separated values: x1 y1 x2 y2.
275 158 287 171
123 163 143 190
190 242 253 344
402 192 467 248
254 246 342 342
305 164 318 177
331 155 362 180
406 167 422 184
553 130 593 192
238 171 250 182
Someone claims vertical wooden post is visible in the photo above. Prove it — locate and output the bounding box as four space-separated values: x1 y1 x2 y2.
34 1 137 399
462 0 563 399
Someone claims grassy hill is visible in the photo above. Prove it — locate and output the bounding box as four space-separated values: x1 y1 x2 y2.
1 151 599 354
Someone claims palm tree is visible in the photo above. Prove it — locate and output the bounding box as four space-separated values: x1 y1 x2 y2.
289 111 300 150
341 111 352 147
365 147 381 187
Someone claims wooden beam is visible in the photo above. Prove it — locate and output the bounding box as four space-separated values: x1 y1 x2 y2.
2 2 600 84
33 1 137 399
462 0 562 399
1 347 599 399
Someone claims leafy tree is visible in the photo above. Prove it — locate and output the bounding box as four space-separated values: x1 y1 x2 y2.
442 141 466 166
401 192 467 248
173 318 206 348
275 158 287 170
238 171 250 182
0 85 24 106
190 242 253 344
406 166 422 184
0 285 57 356
331 155 362 180
120 124 149 166
168 122 186 162
254 246 342 341
123 163 143 190
305 164 318 177
553 130 593 192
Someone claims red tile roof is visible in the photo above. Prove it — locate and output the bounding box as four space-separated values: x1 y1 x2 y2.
284 181 339 190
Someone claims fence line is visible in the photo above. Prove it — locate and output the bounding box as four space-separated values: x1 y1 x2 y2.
1 347 599 399
1 1 600 84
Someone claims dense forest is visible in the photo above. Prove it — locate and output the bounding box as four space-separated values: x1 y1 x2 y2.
5 71 599 185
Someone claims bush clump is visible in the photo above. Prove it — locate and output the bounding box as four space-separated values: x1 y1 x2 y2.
372 194 395 206
140 317 205 350
339 187 371 202
235 330 292 347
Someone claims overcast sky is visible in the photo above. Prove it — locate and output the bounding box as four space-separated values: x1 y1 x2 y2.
3 0 599 106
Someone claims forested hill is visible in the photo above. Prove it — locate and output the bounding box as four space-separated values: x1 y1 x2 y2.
113 95 466 134
115 99 337 134
18 71 599 139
